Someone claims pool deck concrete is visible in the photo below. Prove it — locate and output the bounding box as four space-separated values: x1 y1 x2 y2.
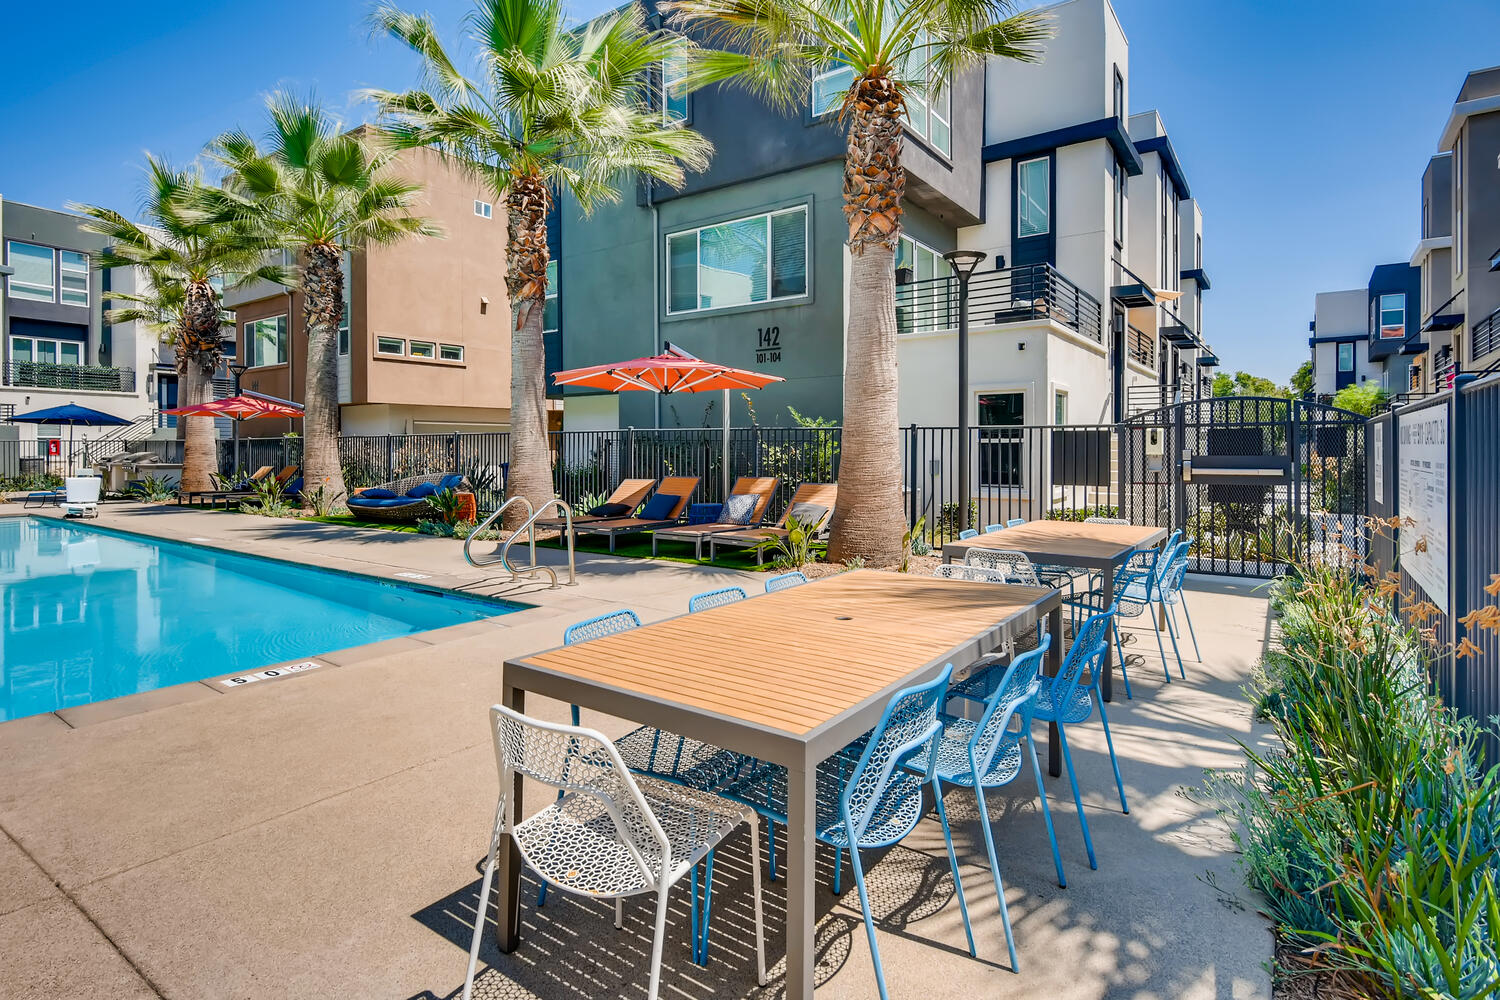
0 502 1276 1000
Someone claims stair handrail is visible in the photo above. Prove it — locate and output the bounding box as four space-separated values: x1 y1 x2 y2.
464 496 534 568
504 499 576 587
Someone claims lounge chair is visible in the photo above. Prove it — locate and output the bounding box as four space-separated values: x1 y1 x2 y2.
651 477 780 560
179 466 274 507
573 476 699 553
707 483 837 565
346 473 470 523
22 486 66 508
537 478 656 529
62 477 102 518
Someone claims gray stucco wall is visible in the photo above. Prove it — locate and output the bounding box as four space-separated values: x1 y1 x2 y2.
2 202 109 365
1464 113 1500 333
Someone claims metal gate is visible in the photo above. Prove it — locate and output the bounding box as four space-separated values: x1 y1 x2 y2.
1120 396 1368 576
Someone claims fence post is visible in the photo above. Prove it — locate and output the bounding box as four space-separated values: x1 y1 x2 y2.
626 426 636 479
1449 374 1477 711
450 432 460 474
386 435 395 480
906 424 918 531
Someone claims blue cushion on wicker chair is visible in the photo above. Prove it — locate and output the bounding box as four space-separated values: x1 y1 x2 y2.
406 482 438 499
438 474 465 491
359 488 398 499
721 493 758 525
639 493 679 521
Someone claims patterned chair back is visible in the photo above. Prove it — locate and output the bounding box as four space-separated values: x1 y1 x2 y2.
958 528 980 540
765 571 808 593
689 586 748 613
492 706 669 890
1055 606 1115 707
932 563 1014 585
970 636 1051 777
841 666 952 839
564 609 642 644
963 548 1041 586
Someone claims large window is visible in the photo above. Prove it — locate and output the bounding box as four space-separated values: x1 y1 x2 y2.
1379 293 1406 339
903 32 950 155
544 260 559 334
812 64 855 116
245 315 288 367
660 41 688 123
895 236 953 334
6 242 55 302
666 206 807 314
10 336 83 366
1017 157 1049 238
1338 342 1354 372
60 251 89 306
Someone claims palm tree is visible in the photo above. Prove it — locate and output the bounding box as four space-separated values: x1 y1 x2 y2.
668 0 1050 564
73 158 281 493
368 0 713 524
203 95 439 505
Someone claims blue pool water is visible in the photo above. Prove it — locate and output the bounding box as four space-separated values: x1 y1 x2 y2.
0 517 520 721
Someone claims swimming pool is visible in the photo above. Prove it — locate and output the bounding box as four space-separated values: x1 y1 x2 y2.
0 517 521 721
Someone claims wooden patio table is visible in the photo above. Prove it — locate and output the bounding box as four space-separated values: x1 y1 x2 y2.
497 569 1061 1000
943 519 1168 772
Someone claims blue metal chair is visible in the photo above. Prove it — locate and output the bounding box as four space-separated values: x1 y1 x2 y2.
1124 538 1197 676
909 637 1060 972
1161 537 1201 661
728 667 970 1000
1007 517 1026 527
562 611 642 725
957 528 979 540
688 586 748 613
1032 605 1125 872
764 570 807 593
983 523 1005 533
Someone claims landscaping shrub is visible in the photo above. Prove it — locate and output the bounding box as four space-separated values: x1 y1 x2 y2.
1207 550 1500 998
1044 504 1120 522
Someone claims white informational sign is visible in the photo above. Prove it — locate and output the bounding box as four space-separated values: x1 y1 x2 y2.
1396 405 1449 612
1372 421 1384 501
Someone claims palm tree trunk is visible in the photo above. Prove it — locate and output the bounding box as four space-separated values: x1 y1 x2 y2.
178 280 223 494
302 244 348 507
504 174 554 528
828 73 907 566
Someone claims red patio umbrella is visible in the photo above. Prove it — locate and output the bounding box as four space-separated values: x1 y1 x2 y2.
163 393 303 471
552 344 784 498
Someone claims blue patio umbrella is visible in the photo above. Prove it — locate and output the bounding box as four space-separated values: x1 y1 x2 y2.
9 402 133 470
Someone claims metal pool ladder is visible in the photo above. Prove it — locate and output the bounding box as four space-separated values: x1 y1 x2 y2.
464 497 576 587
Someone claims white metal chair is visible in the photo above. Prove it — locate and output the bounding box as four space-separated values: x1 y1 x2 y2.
962 547 1041 585
1083 516 1129 525
937 561 1044 705
465 706 767 1000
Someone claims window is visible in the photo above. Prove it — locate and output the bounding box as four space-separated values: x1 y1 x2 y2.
1160 167 1169 286
1017 157 1049 238
543 260 559 334
59 251 88 306
1112 66 1124 120
1379 293 1406 338
376 336 405 356
338 300 350 355
1338 343 1354 372
1111 158 1125 249
1196 233 1202 268
440 344 464 362
10 336 82 366
666 206 807 314
1454 137 1463 276
978 391 1025 488
895 235 953 334
245 315 288 367
1054 390 1067 425
474 200 492 219
6 242 54 302
660 40 688 123
1171 196 1180 292
902 31 950 155
409 340 435 358
812 64 855 116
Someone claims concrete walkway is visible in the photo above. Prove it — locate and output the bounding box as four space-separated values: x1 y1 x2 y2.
0 504 1275 999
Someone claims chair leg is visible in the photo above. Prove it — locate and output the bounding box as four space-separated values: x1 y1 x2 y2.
832 846 843 895
1178 594 1202 661
932 782 976 959
645 882 673 1000
1096 700 1130 814
1025 735 1067 888
689 850 716 965
970 786 1016 970
615 897 624 930
766 818 778 881
462 803 507 1000
747 816 768 986
1164 602 1186 679
1055 724 1097 870
1112 618 1133 700
1151 606 1173 682
847 842 892 1000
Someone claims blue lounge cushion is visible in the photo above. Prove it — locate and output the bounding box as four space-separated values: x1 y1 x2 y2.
284 478 303 495
359 488 398 499
438 474 465 491
721 493 759 525
588 502 631 517
406 482 438 499
639 493 679 521
349 496 422 508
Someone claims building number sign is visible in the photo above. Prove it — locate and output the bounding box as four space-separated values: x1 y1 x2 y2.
756 326 781 364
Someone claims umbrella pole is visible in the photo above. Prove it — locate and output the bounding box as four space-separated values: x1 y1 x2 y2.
722 388 730 501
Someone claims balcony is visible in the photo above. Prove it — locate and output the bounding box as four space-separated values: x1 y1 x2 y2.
896 262 1102 344
1474 305 1500 364
1127 322 1153 367
4 362 136 393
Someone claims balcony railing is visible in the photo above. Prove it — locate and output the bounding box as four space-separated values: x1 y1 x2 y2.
3 362 136 393
1127 323 1153 367
1434 348 1456 390
1474 305 1500 363
1125 379 1209 416
896 262 1102 343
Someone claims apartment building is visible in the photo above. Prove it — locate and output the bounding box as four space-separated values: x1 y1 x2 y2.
0 197 158 465
552 0 1213 437
1307 263 1421 397
224 142 516 438
1404 66 1500 392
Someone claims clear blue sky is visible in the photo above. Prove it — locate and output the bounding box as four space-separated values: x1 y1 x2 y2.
3 0 1498 385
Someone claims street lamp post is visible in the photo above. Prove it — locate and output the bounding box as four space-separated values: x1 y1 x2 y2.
228 363 249 472
943 250 987 532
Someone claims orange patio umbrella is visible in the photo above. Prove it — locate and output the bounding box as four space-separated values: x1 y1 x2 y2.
163 392 303 471
552 344 784 498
